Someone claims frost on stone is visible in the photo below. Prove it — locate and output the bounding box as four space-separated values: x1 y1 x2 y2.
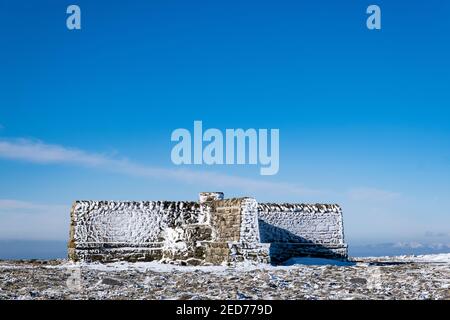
163 227 188 255
2 254 449 299
68 193 348 265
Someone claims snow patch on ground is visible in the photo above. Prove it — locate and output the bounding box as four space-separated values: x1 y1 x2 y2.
52 260 230 273
50 258 355 273
358 253 450 264
408 253 450 263
46 253 450 274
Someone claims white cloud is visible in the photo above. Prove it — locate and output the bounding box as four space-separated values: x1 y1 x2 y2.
425 231 450 238
0 138 321 197
0 199 69 240
0 138 109 166
347 187 401 202
0 199 67 212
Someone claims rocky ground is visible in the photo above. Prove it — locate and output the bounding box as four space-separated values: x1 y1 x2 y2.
0 254 448 300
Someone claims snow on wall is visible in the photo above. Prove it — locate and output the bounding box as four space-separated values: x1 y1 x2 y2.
207 198 269 264
68 194 348 264
258 203 345 245
257 203 348 262
70 200 200 247
239 198 261 244
210 197 260 243
199 192 224 225
68 196 269 264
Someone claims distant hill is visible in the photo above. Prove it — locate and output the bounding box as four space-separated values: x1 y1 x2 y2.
349 242 450 257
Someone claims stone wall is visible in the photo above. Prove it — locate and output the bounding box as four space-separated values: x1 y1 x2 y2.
68 200 201 262
68 193 347 265
258 203 348 262
68 195 269 265
206 198 269 265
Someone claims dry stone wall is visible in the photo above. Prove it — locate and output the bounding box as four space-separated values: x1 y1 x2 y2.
258 203 348 262
69 193 348 265
207 198 270 265
68 200 201 262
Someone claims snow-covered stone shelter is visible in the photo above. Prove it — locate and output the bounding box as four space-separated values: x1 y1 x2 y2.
68 192 347 265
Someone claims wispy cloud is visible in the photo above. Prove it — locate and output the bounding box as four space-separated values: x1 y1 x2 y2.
0 199 67 212
347 187 401 202
425 231 450 238
0 138 111 166
0 138 321 197
0 199 69 240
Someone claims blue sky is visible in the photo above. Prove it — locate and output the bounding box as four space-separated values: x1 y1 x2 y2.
0 1 449 248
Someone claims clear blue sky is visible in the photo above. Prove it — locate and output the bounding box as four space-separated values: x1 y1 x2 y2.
0 1 449 247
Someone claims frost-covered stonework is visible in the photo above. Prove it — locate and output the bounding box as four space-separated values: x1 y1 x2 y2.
258 203 347 263
68 200 202 263
68 193 348 265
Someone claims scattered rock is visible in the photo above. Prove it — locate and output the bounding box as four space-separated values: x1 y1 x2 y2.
0 255 448 300
101 278 122 286
350 278 367 285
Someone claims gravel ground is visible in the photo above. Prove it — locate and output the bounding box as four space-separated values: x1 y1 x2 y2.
0 254 448 300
